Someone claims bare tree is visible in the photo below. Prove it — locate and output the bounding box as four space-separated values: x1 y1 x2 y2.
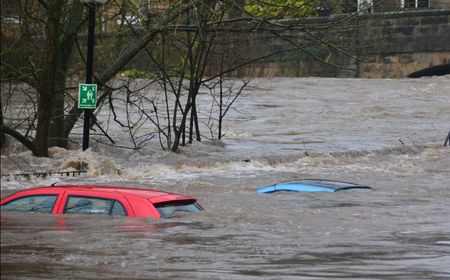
1 0 164 155
1 0 371 156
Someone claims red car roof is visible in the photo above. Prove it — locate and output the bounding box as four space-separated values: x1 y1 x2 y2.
17 185 194 202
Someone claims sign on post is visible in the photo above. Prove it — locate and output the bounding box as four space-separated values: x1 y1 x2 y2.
78 84 97 109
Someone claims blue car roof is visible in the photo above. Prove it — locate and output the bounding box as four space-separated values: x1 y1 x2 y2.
256 179 372 193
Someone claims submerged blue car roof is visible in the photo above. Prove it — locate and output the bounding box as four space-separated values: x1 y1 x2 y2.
256 179 372 193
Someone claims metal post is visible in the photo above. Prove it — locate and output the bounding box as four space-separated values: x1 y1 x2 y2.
83 4 96 151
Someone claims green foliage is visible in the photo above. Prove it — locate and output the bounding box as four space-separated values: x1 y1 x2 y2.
244 0 318 19
120 69 155 79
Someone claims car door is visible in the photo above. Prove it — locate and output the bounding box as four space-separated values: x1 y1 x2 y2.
59 190 134 216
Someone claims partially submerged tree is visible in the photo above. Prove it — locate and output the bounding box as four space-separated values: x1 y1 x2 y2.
1 0 165 156
1 0 369 156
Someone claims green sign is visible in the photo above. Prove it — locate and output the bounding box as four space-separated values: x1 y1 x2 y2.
78 84 97 109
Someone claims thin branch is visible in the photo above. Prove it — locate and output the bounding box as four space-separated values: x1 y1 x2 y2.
1 125 36 152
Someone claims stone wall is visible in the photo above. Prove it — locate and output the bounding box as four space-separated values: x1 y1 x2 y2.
119 9 450 78
257 9 450 78
358 9 450 77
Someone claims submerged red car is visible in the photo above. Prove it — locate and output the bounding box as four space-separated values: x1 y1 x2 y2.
0 185 203 218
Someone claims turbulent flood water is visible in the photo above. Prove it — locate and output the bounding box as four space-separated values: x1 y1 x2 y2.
1 77 450 279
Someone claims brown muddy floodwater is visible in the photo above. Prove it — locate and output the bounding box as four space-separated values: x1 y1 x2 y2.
1 77 450 279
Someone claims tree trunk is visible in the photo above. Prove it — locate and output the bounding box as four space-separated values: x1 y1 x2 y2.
50 74 66 148
34 91 52 157
0 99 6 149
50 0 83 148
192 98 201 141
34 0 63 157
172 102 192 152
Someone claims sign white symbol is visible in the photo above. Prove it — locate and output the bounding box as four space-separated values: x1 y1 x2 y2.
78 84 97 109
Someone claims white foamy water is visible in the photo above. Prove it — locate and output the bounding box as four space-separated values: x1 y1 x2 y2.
1 77 450 279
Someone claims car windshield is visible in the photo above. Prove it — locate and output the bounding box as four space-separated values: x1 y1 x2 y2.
154 200 202 218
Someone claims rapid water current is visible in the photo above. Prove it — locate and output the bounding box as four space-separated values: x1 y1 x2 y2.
1 77 450 279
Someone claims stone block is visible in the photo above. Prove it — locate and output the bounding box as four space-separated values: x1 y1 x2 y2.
437 24 450 37
420 15 450 25
398 54 414 64
395 17 421 27
392 26 415 36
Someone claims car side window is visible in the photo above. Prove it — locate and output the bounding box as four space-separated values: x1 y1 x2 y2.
64 196 126 216
111 201 127 216
1 195 57 213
